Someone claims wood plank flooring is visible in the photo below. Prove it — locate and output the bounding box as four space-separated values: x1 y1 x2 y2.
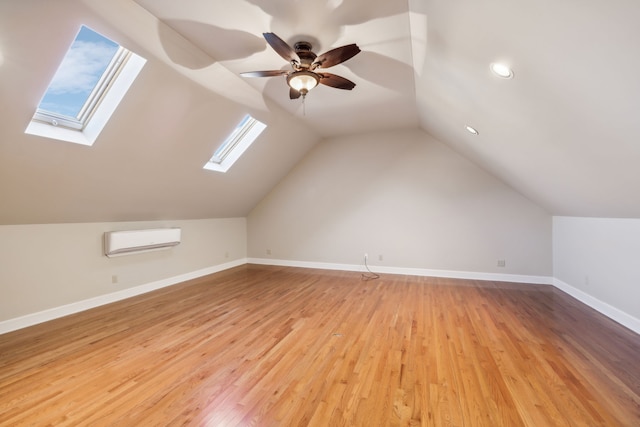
1 265 639 426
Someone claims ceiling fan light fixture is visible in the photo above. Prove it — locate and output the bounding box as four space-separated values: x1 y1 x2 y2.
241 33 359 99
287 71 319 94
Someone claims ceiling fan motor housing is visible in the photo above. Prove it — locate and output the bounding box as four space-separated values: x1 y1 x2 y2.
294 41 317 69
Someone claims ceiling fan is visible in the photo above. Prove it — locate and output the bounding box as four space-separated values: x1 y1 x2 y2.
241 32 361 100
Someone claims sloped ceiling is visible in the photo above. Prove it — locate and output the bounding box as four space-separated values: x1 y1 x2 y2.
412 0 640 217
1 0 639 225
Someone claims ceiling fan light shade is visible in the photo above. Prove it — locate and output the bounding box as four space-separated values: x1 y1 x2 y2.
287 71 319 93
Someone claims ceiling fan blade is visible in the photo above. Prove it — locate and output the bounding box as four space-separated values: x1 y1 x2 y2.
240 70 288 78
263 32 300 64
313 44 361 69
289 88 301 99
318 73 356 90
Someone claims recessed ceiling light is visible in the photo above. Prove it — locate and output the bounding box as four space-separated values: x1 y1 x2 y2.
490 62 514 79
465 125 479 135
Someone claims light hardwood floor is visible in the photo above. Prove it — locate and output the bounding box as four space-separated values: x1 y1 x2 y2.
1 265 639 426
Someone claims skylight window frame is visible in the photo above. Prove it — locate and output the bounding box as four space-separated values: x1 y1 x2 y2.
31 46 130 131
25 27 146 146
76 46 130 124
204 115 266 173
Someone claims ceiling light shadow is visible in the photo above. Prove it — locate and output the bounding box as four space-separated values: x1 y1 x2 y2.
346 51 414 95
158 20 265 69
244 0 406 53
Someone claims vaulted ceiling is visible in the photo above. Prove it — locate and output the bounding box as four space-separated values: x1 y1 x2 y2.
1 0 639 225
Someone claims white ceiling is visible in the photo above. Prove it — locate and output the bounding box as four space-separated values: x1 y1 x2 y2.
1 0 640 224
131 0 421 137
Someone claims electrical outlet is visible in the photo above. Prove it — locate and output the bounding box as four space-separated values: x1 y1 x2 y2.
364 253 368 262
111 275 118 284
266 249 272 255
378 254 383 261
497 260 506 267
225 251 229 258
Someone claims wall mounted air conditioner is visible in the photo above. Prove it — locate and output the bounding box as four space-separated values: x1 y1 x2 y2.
104 228 181 257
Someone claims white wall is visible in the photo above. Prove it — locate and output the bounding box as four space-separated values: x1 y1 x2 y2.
248 129 552 278
4 139 640 337
553 216 640 331
0 218 246 327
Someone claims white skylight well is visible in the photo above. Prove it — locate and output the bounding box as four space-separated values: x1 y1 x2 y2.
204 115 266 173
25 25 146 146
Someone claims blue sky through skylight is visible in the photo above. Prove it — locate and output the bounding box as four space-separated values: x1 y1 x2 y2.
38 26 119 118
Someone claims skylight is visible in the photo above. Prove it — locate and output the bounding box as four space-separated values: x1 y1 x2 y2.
204 115 266 173
25 25 146 146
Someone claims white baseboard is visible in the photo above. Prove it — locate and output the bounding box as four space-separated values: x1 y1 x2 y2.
250 258 640 334
0 258 247 335
4 258 637 337
553 278 640 334
247 257 554 285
